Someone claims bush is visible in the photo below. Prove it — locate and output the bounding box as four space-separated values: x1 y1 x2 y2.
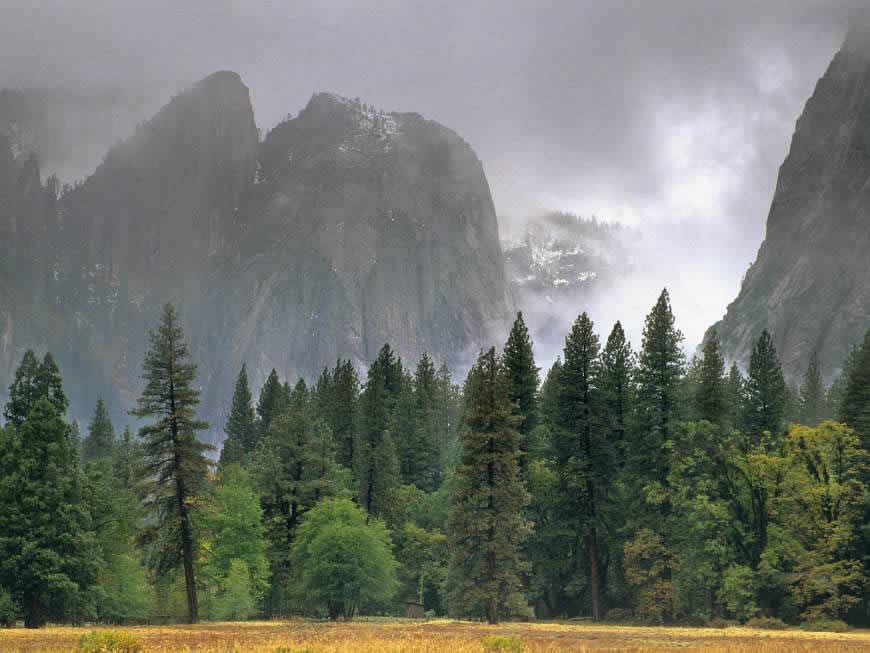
604 607 633 622
676 614 709 627
709 617 735 629
0 587 16 627
744 616 788 630
800 619 849 632
79 630 143 652
482 635 524 652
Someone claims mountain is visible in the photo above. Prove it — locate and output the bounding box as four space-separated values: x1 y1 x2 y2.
0 75 512 437
711 19 870 382
502 212 634 361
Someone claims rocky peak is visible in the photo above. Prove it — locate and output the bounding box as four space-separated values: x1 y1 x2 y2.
711 22 870 382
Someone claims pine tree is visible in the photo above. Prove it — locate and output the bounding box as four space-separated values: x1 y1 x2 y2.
503 312 540 479
553 312 608 620
3 350 40 428
357 344 402 519
634 289 685 484
447 348 530 624
317 359 359 470
34 353 68 417
0 399 99 627
131 304 212 624
220 364 256 468
696 330 727 424
411 352 442 491
743 329 787 441
841 330 870 451
256 369 287 446
725 363 745 428
799 350 825 426
82 398 115 463
600 321 633 465
830 345 860 421
4 350 69 429
252 378 335 615
435 362 462 471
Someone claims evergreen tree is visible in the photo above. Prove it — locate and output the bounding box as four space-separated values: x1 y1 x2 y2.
34 353 68 417
553 312 608 620
829 345 860 421
219 364 256 468
314 359 359 470
435 362 462 471
600 321 633 465
634 289 685 484
81 398 115 463
0 399 99 627
503 312 540 479
841 330 870 451
799 350 825 426
4 350 69 429
357 344 402 519
131 304 212 624
256 369 286 446
743 329 787 441
447 348 530 624
411 352 442 491
725 363 745 428
252 379 334 614
3 350 40 428
696 330 727 424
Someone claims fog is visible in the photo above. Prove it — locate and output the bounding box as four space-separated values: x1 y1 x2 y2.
0 0 859 368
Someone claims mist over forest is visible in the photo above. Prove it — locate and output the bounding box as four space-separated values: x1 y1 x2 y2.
2 0 870 641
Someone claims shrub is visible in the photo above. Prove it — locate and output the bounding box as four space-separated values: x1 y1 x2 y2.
79 630 143 652
0 587 16 627
709 617 735 629
744 616 788 630
677 614 709 627
482 635 524 652
604 607 633 622
800 619 849 632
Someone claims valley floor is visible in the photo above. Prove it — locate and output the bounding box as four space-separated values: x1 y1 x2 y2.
1 619 870 652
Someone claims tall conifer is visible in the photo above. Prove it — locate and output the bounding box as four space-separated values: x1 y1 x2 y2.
503 312 540 479
131 304 212 624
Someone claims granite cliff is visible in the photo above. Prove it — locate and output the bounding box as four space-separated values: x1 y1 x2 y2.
711 20 870 381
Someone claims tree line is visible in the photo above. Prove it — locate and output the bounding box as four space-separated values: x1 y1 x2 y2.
0 291 868 628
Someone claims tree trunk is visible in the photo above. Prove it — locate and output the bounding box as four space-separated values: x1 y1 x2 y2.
487 596 499 625
587 529 601 621
179 492 199 623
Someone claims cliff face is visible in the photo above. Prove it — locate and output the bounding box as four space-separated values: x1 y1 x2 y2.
712 22 870 381
0 78 512 437
197 93 512 419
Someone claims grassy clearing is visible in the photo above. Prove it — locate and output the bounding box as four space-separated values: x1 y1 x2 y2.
1 618 869 652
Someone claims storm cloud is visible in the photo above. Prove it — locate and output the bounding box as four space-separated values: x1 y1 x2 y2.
0 0 859 361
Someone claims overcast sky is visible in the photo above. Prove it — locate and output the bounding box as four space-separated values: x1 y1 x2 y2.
0 0 859 357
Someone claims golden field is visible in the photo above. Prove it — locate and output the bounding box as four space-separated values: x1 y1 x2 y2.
1 619 870 652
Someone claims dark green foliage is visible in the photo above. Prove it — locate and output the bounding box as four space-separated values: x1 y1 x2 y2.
743 329 787 441
0 586 16 627
447 348 531 624
696 331 727 424
841 330 870 450
314 359 359 469
219 364 256 468
3 350 40 428
725 364 745 428
600 321 633 463
634 289 685 485
4 350 69 428
131 304 212 624
799 351 825 426
82 398 115 463
357 344 402 519
410 353 442 491
256 369 287 446
829 345 859 421
0 400 99 627
251 379 334 615
503 312 540 478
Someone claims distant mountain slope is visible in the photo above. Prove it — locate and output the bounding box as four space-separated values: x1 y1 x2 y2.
0 76 512 437
710 19 870 381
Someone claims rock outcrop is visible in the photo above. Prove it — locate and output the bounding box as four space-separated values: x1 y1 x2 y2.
711 18 870 381
0 77 513 437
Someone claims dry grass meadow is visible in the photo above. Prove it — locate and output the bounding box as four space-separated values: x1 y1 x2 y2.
1 619 870 653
